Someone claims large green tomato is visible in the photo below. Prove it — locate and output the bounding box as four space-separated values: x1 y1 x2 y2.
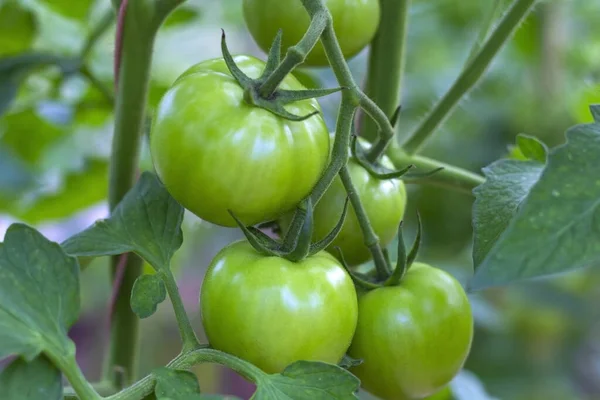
200 240 358 374
151 55 330 227
281 152 406 266
243 0 381 66
348 263 473 400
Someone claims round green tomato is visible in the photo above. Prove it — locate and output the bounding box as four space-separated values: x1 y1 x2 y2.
243 0 380 67
348 263 473 400
151 55 330 227
281 152 406 266
200 240 358 374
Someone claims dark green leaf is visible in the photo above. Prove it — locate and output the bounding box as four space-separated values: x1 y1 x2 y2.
0 356 62 400
163 7 201 28
591 105 600 123
0 2 37 56
254 361 360 399
472 123 600 289
472 159 543 267
0 224 79 360
62 172 184 271
40 0 94 21
154 367 201 399
338 355 363 369
131 274 167 319
516 134 547 163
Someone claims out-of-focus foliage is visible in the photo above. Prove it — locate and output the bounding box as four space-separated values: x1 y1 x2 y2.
1 0 600 399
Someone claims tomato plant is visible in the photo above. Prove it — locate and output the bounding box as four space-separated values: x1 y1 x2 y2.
242 0 381 66
151 55 330 227
200 240 358 374
348 263 473 400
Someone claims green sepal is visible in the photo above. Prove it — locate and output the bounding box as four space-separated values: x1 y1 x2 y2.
285 198 313 262
280 201 309 253
260 29 283 79
220 29 252 87
228 210 283 257
335 247 381 291
384 213 422 286
389 105 402 128
351 135 415 179
309 197 349 255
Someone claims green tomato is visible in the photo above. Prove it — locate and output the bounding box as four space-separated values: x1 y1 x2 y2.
281 151 406 266
243 0 380 67
151 55 330 227
200 240 359 374
348 263 473 400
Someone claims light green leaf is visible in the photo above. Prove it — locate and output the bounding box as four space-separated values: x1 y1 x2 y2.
254 361 360 399
0 2 37 56
516 133 547 163
472 159 543 267
0 356 62 400
472 123 600 289
131 274 167 319
0 224 79 360
154 367 201 399
40 0 94 21
163 6 201 29
61 172 184 271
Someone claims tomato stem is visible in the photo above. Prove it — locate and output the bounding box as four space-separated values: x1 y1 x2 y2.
360 0 411 160
400 0 538 154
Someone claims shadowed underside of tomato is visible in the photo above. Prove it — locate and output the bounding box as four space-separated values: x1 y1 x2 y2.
243 0 381 66
349 263 473 400
150 55 330 227
200 240 358 374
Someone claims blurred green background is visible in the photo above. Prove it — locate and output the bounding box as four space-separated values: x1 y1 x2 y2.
1 0 600 399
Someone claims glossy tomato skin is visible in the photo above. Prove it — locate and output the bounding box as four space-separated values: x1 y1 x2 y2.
281 151 406 266
348 263 473 400
200 240 359 374
243 0 380 66
151 55 330 227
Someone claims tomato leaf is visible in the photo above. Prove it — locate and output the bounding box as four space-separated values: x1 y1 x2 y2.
0 356 62 400
338 355 363 369
131 274 167 319
154 367 201 399
472 159 544 267
516 134 547 163
472 123 600 289
254 361 360 399
61 171 184 271
0 224 79 361
39 0 94 21
0 2 37 57
591 105 600 123
163 6 201 28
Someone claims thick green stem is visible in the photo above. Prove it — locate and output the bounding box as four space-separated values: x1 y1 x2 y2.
52 351 101 400
159 271 200 351
389 150 485 194
339 167 389 279
401 0 538 154
360 0 411 159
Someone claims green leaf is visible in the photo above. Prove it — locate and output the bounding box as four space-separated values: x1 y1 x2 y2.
472 123 600 289
62 171 184 271
0 2 37 56
0 356 62 400
131 274 167 319
516 134 547 163
254 361 360 399
0 224 79 360
40 0 94 21
591 105 600 123
337 355 363 369
154 367 201 399
472 159 543 267
163 6 201 28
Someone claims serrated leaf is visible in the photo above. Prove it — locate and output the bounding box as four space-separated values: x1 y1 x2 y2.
154 367 201 399
0 356 62 400
131 274 167 319
40 0 94 21
472 159 544 267
472 123 600 289
254 361 360 399
0 224 79 360
0 2 37 56
62 172 184 271
591 105 600 123
516 134 547 163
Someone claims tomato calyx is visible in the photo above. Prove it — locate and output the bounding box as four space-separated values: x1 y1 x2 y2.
338 213 423 290
229 197 350 262
221 29 342 121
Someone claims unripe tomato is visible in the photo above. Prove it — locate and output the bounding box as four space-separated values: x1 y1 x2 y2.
243 0 381 66
151 55 330 227
281 151 407 266
348 263 473 400
200 240 358 374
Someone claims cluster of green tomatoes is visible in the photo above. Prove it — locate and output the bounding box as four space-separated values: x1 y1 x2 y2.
149 1 474 399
